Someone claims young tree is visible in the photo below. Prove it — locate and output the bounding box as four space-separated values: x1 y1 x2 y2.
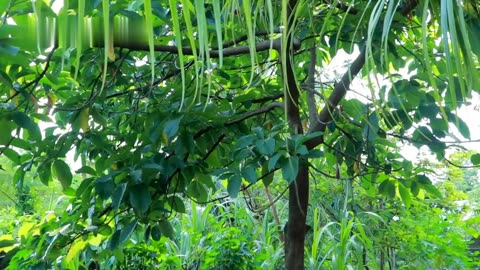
0 0 479 268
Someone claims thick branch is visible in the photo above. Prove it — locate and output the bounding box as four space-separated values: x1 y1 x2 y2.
305 0 419 150
124 38 301 58
305 47 366 149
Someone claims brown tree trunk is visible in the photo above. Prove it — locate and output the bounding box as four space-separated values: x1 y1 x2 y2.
283 0 307 265
285 165 309 269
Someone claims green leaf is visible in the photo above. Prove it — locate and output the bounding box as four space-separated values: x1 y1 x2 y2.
0 1 11 17
66 239 88 263
119 219 138 245
0 119 15 145
75 166 96 175
76 178 94 198
415 175 431 184
422 184 443 199
109 230 121 250
112 183 127 211
379 180 395 199
186 181 207 201
37 161 52 185
164 117 182 139
268 152 283 171
11 112 41 141
151 224 161 241
455 117 470 139
241 166 257 183
261 163 274 187
95 176 115 200
470 153 480 165
129 184 152 215
168 195 186 213
53 159 72 189
411 181 420 197
158 219 174 240
227 175 242 198
255 137 275 155
281 156 299 183
2 147 20 165
398 184 411 208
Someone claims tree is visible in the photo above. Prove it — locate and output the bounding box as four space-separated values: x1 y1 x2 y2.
0 0 479 268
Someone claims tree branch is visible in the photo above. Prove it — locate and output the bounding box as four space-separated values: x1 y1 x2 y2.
225 102 284 126
305 46 366 149
305 0 419 150
123 38 301 58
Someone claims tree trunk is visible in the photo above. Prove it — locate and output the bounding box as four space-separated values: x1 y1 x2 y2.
285 165 309 269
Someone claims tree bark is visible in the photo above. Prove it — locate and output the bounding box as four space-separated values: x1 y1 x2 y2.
283 0 308 268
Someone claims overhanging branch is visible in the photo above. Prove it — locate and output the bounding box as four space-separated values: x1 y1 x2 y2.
124 38 301 58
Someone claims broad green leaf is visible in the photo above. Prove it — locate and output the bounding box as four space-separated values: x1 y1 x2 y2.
0 1 10 16
151 224 161 241
398 184 411 208
109 230 121 250
422 184 443 199
95 176 115 200
415 175 431 184
187 181 207 201
164 117 182 140
470 153 480 165
379 179 395 199
76 178 94 198
281 156 299 184
75 166 96 175
11 112 41 141
2 147 20 164
129 184 152 215
66 239 87 263
158 219 174 240
227 175 242 198
53 159 73 189
37 161 52 185
168 196 186 213
255 137 276 155
261 164 274 187
112 183 127 211
241 166 257 183
0 119 14 145
119 219 138 245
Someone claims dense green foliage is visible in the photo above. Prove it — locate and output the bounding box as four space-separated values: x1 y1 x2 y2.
1 0 480 269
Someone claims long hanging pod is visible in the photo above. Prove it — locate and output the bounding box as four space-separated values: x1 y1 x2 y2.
72 0 85 88
99 0 110 95
168 0 187 110
144 0 155 87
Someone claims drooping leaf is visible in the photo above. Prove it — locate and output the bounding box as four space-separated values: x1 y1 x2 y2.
158 219 174 240
241 166 257 183
151 224 161 241
168 195 186 213
52 159 73 189
11 112 41 141
281 156 299 183
108 230 121 250
129 184 152 215
398 184 412 208
227 175 242 198
164 117 183 140
112 183 127 211
119 219 138 245
422 184 443 199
